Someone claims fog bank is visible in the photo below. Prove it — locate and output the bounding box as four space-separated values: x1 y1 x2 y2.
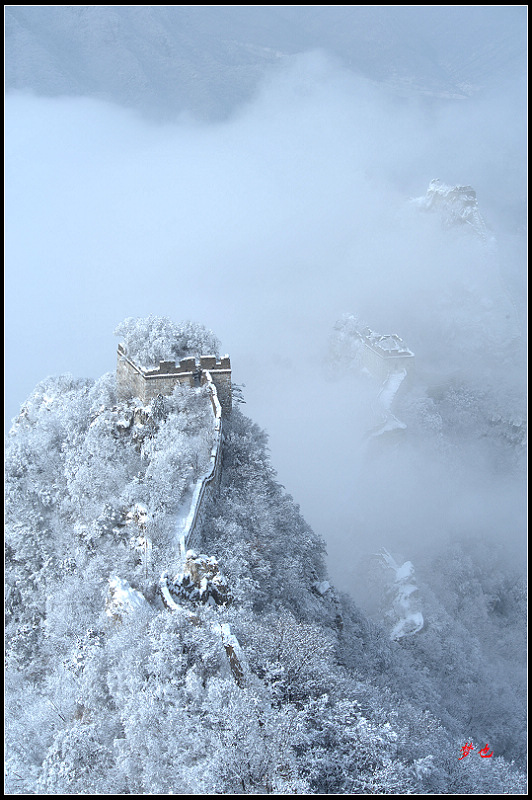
5 52 526 599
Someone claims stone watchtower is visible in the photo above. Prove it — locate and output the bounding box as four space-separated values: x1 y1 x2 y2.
116 344 232 412
359 328 415 382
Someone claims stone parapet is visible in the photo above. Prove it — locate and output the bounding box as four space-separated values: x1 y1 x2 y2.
117 343 232 411
179 369 224 555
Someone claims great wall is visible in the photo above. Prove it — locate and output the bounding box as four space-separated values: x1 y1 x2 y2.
117 325 415 566
115 326 415 683
116 342 230 562
116 343 247 685
117 342 232 411
339 322 415 437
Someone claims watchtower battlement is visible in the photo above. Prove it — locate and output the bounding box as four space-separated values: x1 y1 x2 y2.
117 344 232 411
358 327 415 381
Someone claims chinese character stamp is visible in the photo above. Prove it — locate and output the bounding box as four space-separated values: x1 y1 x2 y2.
459 743 493 760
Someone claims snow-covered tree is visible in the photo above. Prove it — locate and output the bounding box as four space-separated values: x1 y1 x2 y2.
4 327 526 793
114 315 220 367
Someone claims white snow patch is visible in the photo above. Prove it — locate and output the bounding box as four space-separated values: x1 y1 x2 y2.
106 576 148 618
313 580 331 595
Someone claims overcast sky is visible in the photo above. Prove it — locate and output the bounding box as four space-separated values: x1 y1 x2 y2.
5 46 526 599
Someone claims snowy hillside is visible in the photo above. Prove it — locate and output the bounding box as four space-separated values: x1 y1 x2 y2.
4 8 526 793
5 317 527 793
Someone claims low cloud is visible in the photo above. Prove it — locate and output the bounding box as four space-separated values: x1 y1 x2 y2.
5 51 526 600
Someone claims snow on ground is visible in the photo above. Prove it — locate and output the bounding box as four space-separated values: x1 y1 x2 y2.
106 576 149 618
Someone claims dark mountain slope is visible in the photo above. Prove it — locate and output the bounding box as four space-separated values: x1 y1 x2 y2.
6 6 526 119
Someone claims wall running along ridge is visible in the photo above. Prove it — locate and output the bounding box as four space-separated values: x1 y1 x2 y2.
157 376 246 686
154 367 222 592
117 343 232 411
177 370 223 558
116 343 227 576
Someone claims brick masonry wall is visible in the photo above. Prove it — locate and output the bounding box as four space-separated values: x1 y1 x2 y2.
116 345 226 570
116 351 147 399
362 343 415 383
116 344 232 411
177 371 224 558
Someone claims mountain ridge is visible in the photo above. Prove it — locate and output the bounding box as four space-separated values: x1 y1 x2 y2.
6 6 526 120
5 318 527 792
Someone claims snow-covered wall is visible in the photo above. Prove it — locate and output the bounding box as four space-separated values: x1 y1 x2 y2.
116 344 225 569
117 343 232 411
179 370 223 556
360 330 415 382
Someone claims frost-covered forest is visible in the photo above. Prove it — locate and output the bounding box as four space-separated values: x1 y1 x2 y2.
5 317 527 794
5 6 527 795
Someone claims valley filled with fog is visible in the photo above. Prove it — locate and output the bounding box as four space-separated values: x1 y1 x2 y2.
5 7 527 793
6 44 526 602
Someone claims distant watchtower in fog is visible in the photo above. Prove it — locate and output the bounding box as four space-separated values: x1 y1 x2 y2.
358 328 415 381
116 344 232 412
